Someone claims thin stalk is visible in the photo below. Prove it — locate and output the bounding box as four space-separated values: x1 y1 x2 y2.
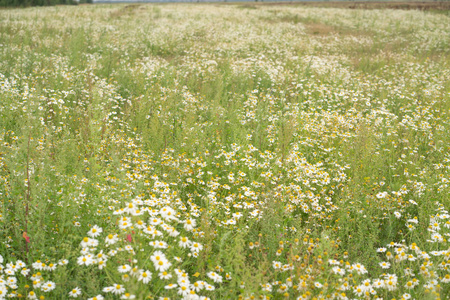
24 131 32 263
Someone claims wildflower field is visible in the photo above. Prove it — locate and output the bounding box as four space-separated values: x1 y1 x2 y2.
0 3 449 300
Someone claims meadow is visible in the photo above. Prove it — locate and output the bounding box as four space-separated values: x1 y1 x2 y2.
0 3 449 299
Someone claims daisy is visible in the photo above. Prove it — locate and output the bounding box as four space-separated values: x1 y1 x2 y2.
130 266 140 277
332 266 345 275
0 286 7 298
138 270 152 284
164 283 178 290
159 272 172 280
105 234 119 246
177 285 190 296
41 281 56 292
124 202 137 214
339 281 350 291
121 293 136 299
69 287 82 298
183 219 197 231
352 263 368 274
32 261 43 270
118 264 131 273
261 283 272 292
27 291 37 300
16 260 26 268
118 220 132 230
407 254 416 261
207 272 222 283
372 279 384 289
97 259 107 270
179 237 191 248
160 206 177 220
166 227 180 237
151 251 166 263
77 255 94 266
150 241 168 249
144 226 162 238
149 218 162 226
32 279 42 289
81 237 98 248
376 192 387 199
88 225 103 238
272 261 282 269
441 274 450 283
191 281 204 292
354 286 364 297
430 232 443 242
154 258 171 272
385 280 397 291
45 263 57 271
111 284 125 295
190 242 203 253
80 248 91 255
96 251 108 260
328 259 340 265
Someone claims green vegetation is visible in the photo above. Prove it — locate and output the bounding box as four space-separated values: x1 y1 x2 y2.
0 0 89 8
0 3 449 300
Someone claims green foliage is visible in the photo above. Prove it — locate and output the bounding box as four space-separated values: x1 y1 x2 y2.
0 3 449 300
0 0 78 7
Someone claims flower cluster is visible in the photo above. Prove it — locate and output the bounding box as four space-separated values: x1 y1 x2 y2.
0 3 448 299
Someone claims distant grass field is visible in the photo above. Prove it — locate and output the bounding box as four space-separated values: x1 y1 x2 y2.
0 3 449 300
249 1 450 11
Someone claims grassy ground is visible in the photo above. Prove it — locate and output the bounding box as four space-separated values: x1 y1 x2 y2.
248 1 450 12
0 3 449 300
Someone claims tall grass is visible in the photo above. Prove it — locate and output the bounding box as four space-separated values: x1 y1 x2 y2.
0 3 449 300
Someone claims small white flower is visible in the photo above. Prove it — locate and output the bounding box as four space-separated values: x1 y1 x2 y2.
69 287 82 298
88 225 103 238
118 264 131 273
138 270 152 284
207 272 223 283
